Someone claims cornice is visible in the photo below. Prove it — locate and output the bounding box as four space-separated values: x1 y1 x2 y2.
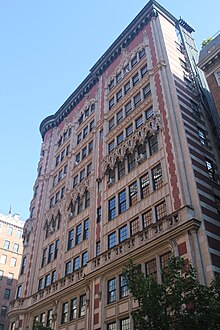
39 1 178 140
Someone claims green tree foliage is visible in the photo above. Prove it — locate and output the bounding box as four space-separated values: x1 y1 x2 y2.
123 256 220 330
202 37 213 48
33 320 51 330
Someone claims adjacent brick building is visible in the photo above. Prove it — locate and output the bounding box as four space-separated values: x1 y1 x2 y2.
0 213 24 330
8 1 220 329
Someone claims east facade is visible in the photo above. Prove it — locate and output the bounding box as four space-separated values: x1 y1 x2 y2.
8 1 220 329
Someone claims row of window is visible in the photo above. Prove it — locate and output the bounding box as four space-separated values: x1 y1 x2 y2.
0 270 14 284
108 48 145 92
57 127 72 148
0 255 17 267
33 309 53 328
107 317 131 330
41 239 60 267
75 140 93 164
49 186 65 208
73 163 92 188
108 163 163 221
78 102 95 127
77 119 94 144
67 219 89 250
3 240 20 253
107 200 166 249
61 294 86 324
65 250 88 275
38 269 57 290
55 144 70 168
0 224 22 238
68 191 90 218
108 63 148 110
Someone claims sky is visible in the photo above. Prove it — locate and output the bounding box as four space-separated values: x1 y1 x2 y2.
0 0 219 221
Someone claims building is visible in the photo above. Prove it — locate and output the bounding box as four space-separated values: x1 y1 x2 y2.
0 213 24 330
198 33 220 126
8 1 220 329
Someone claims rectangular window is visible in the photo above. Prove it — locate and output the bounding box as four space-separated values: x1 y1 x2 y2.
96 241 101 256
116 71 122 83
55 191 60 204
118 160 126 180
109 117 115 131
65 261 72 275
134 92 141 107
120 317 130 330
152 164 163 190
198 128 207 145
146 258 157 280
125 100 132 116
82 146 87 160
131 55 137 67
80 169 85 181
155 200 167 220
141 64 148 77
129 181 138 206
124 81 130 94
145 106 154 119
41 248 47 267
54 239 59 259
109 79 115 91
61 186 65 199
108 278 116 303
0 270 3 280
58 170 62 182
140 173 150 198
119 275 128 299
205 159 215 180
88 140 93 153
16 285 22 298
38 278 44 291
7 226 13 236
87 163 92 176
55 155 60 167
117 132 124 145
139 48 145 59
66 144 70 156
51 270 56 283
117 109 123 124
4 288 11 299
83 126 88 138
97 207 102 223
119 225 127 242
109 97 115 110
75 153 80 163
70 298 77 320
132 72 139 86
16 230 22 238
4 240 10 250
1 306 7 317
45 273 51 287
160 252 171 273
68 229 74 250
108 232 116 249
60 149 65 161
126 124 133 137
142 209 153 228
63 164 68 175
118 189 126 214
79 294 86 317
108 197 116 220
83 219 89 239
77 196 83 214
85 191 90 208
128 153 136 172
135 115 143 128
46 310 53 327
137 143 146 158
90 119 95 131
82 251 88 267
73 256 80 271
76 224 82 245
130 218 139 236
116 89 122 102
7 272 14 285
107 322 117 330
48 243 54 263
73 175 78 188
77 132 82 144
0 255 6 265
61 302 68 324
149 135 158 155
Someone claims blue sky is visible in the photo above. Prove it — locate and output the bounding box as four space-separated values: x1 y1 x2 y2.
0 0 219 220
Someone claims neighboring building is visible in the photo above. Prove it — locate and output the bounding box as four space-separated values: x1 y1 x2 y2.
198 33 220 121
0 213 24 330
8 1 220 329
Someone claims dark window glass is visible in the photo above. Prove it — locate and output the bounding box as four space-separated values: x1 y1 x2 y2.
61 302 68 324
65 261 72 275
140 173 150 198
129 181 138 206
73 256 80 271
79 294 86 317
146 259 157 281
118 160 126 180
130 218 139 235
108 232 116 249
155 201 166 220
149 135 158 155
152 164 163 190
109 117 115 131
124 81 130 94
68 229 74 250
134 92 141 107
70 298 77 320
145 106 154 119
128 153 136 172
48 244 54 263
135 115 143 128
142 209 152 228
132 72 139 86
108 197 116 220
83 219 89 239
108 278 116 303
141 64 148 77
82 251 88 267
119 275 128 298
117 110 123 124
117 132 124 145
118 189 126 214
125 101 132 116
116 89 122 102
119 225 127 242
76 224 82 244
54 239 59 259
126 124 133 137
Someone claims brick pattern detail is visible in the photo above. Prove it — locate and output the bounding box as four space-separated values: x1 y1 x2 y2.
147 23 181 210
178 242 187 256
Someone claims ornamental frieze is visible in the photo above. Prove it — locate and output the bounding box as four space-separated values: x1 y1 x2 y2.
66 177 90 211
102 112 162 174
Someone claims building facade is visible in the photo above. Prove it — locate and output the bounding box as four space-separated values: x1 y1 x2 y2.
9 1 220 329
0 213 24 330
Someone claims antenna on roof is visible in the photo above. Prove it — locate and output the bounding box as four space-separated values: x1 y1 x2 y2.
8 205 12 214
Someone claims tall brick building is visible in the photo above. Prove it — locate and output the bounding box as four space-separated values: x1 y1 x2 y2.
9 1 220 329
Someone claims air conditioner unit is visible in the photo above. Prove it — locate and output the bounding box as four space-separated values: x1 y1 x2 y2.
107 178 114 187
137 154 146 164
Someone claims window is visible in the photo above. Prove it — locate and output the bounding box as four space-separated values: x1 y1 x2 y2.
91 103 95 112
50 196 54 208
146 259 157 280
145 106 154 119
82 251 88 267
116 89 122 102
83 219 89 239
17 230 22 238
0 270 3 280
83 126 88 138
135 115 143 128
108 232 116 249
10 257 16 267
7 226 13 235
137 143 146 158
41 248 47 267
96 241 101 256
128 153 136 172
61 186 65 199
120 318 130 330
16 285 22 298
68 229 74 250
48 243 54 263
108 197 116 220
61 149 65 161
82 146 87 160
129 181 138 206
0 255 6 265
76 224 82 245
55 191 60 203
20 256 26 275
107 322 117 330
140 173 150 198
205 159 215 180
198 128 207 145
1 306 7 317
149 135 158 155
97 207 102 223
134 92 141 107
109 117 115 131
75 153 80 163
38 278 44 291
88 140 93 153
152 164 163 190
109 79 114 91
117 132 124 145
108 278 116 303
65 261 72 275
54 239 59 259
124 81 130 94
215 71 220 86
4 240 10 250
46 310 53 327
120 275 128 298
4 288 11 299
142 209 153 228
90 120 95 131
117 109 123 124
160 252 171 273
108 140 115 153
141 64 148 77
155 200 167 220
132 72 139 86
139 48 145 59
77 196 83 214
61 302 68 324
109 97 115 110
73 175 78 188
77 132 82 144
55 155 60 167
63 164 68 175
45 273 51 287
70 298 77 320
118 160 126 180
131 55 137 67
51 270 56 283
80 169 85 181
116 71 122 83
118 189 126 214
85 190 90 208
124 63 130 75
87 163 92 176
215 195 220 214
130 218 139 235
125 101 132 116
119 225 127 242
73 256 80 271
126 124 133 137
79 294 86 317
11 323 15 330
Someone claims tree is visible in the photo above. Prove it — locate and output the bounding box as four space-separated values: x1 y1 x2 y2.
202 37 213 48
123 256 220 330
33 320 51 330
